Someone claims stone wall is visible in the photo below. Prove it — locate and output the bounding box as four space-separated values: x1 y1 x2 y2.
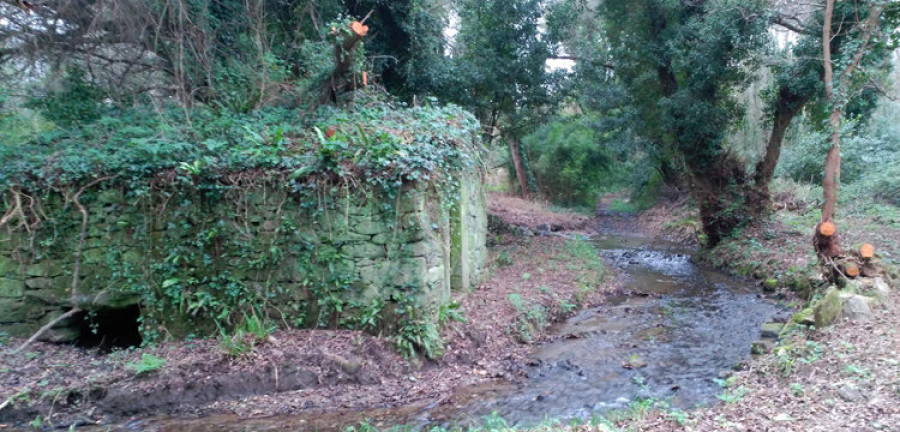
0 172 487 342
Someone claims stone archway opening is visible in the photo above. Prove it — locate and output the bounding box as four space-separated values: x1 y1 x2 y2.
74 305 143 351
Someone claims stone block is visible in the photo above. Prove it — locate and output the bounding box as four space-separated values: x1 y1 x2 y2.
25 288 67 306
88 290 141 309
402 241 433 258
0 277 24 298
0 299 28 323
371 233 396 245
343 243 386 259
354 220 389 236
0 255 20 275
25 262 63 278
25 277 55 290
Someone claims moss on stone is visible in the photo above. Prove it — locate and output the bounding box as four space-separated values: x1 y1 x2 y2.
814 287 843 328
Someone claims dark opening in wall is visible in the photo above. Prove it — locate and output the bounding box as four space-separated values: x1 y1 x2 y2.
75 306 142 351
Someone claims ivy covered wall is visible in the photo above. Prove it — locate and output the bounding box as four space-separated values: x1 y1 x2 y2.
0 99 487 354
0 173 486 344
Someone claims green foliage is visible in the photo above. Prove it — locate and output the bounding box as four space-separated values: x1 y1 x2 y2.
599 0 771 245
523 117 611 207
25 68 106 127
507 292 548 343
716 386 748 404
394 298 444 359
494 250 513 267
445 0 556 135
218 313 276 357
777 125 873 185
125 353 167 375
1 97 480 194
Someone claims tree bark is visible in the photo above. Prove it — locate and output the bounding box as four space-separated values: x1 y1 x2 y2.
815 1 882 260
816 0 842 259
754 86 810 194
509 136 529 200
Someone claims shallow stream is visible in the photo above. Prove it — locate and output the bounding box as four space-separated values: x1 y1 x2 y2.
110 233 781 431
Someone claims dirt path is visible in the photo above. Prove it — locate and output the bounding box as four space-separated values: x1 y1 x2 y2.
0 194 616 430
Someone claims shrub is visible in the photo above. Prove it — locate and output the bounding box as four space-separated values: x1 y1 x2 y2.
524 118 611 207
777 129 866 185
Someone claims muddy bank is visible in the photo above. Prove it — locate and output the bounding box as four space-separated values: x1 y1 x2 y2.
0 195 613 430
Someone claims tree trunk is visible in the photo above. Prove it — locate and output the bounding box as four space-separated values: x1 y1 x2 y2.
816 0 841 259
327 20 368 102
509 136 529 199
754 86 810 195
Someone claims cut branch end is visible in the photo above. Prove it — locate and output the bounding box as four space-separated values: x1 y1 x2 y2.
819 221 836 237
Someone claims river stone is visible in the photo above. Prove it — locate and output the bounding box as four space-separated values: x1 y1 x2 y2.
841 295 874 322
873 277 891 297
837 383 867 403
39 326 81 343
814 287 843 328
760 323 784 339
623 354 647 369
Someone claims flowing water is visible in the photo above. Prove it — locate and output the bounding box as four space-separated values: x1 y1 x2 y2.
102 233 782 431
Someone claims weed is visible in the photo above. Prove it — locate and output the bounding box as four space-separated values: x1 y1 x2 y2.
438 302 466 324
839 341 856 352
218 313 275 357
790 383 805 397
666 409 692 426
716 386 748 403
844 365 872 380
394 303 444 359
713 376 739 388
606 397 657 423
126 353 167 375
495 250 514 267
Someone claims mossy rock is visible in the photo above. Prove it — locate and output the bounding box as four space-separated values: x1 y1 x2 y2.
791 308 815 326
760 322 784 339
787 275 813 299
814 287 842 328
751 340 773 355
763 278 778 292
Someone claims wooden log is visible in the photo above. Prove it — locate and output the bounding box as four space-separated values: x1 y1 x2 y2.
860 243 874 260
819 221 836 237
814 220 841 259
